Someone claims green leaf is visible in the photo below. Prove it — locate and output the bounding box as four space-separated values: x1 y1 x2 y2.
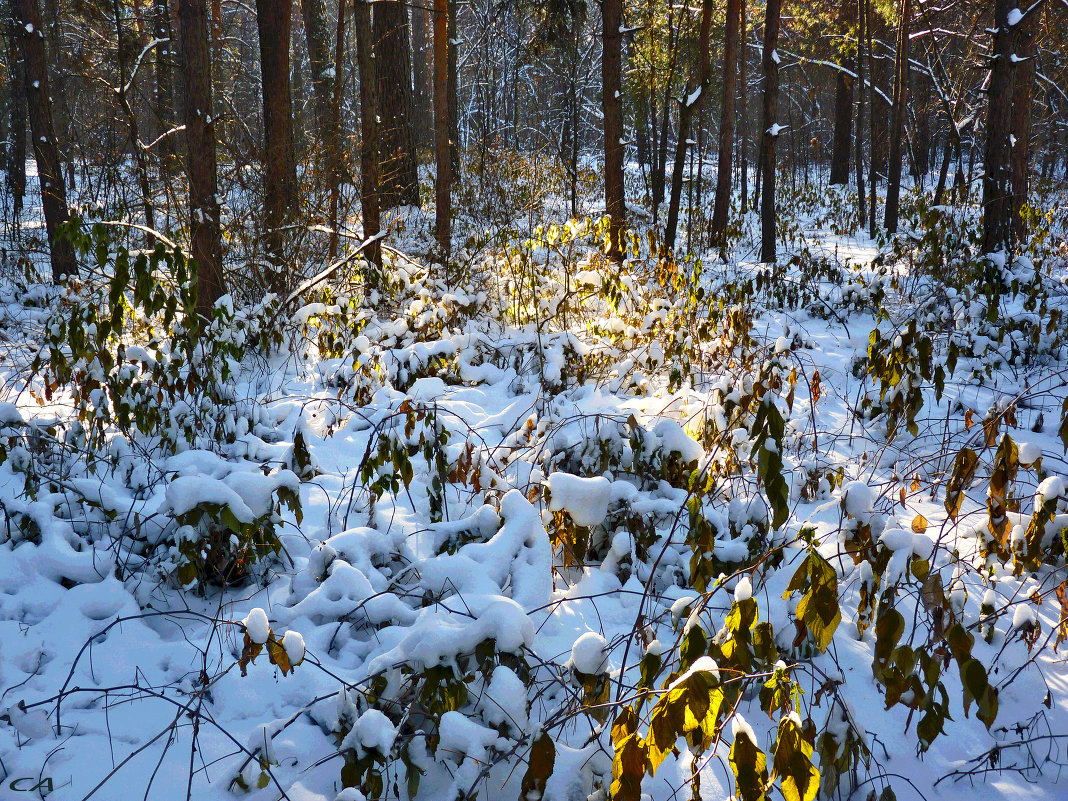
730 721 770 801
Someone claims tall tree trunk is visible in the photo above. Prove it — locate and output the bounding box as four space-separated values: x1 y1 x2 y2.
433 0 451 257
665 0 712 252
11 0 76 281
111 0 156 231
299 0 334 151
154 0 177 168
738 0 748 210
4 15 27 227
865 0 876 236
1010 8 1036 245
829 0 853 188
709 0 741 247
256 0 298 282
854 0 867 222
601 0 625 263
176 0 224 314
353 0 381 268
374 0 419 209
412 1 432 150
982 0 1017 256
758 0 781 264
447 0 459 177
327 0 347 257
883 0 910 233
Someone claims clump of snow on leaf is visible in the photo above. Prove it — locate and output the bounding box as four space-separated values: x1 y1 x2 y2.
242 607 270 644
569 631 608 674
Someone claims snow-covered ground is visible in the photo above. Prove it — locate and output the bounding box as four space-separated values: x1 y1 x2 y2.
1 173 1068 801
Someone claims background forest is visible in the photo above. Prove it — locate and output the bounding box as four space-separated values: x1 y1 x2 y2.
1 1 1068 801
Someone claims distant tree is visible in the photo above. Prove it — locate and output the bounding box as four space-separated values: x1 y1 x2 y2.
255 0 299 281
666 0 713 251
883 0 909 233
354 0 382 267
710 0 741 247
829 1 854 186
374 0 419 209
11 0 76 281
601 0 624 263
433 0 451 257
758 0 781 263
175 0 224 314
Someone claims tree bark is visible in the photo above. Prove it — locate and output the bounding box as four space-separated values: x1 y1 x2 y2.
854 0 867 221
883 0 910 233
601 0 625 263
154 0 177 167
982 0 1017 256
353 0 381 268
447 0 459 177
709 0 741 247
11 0 76 281
758 0 781 264
256 0 298 280
738 0 748 210
829 11 853 189
374 0 419 209
1010 7 1036 245
299 0 334 150
3 14 27 226
412 1 432 150
175 0 224 314
433 0 451 256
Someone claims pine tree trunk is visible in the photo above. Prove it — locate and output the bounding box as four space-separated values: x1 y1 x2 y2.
829 37 853 187
710 0 740 247
447 0 459 177
3 15 27 226
758 0 781 264
256 0 298 281
982 0 1016 256
299 0 334 150
665 0 712 252
1010 7 1035 245
12 0 76 281
883 0 909 233
433 0 451 257
854 0 867 221
176 0 224 313
154 0 177 167
738 0 748 210
374 0 419 209
412 2 432 150
601 0 625 263
354 0 381 268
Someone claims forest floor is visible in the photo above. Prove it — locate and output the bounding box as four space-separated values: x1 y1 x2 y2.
1 168 1068 801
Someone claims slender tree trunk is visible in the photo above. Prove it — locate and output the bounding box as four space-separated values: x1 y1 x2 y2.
154 0 177 168
665 0 712 252
111 0 156 231
1010 7 1036 245
374 0 419 209
739 0 748 210
866 0 876 235
829 2 854 188
327 0 347 258
758 0 781 264
176 0 224 313
854 0 867 222
982 0 1017 256
601 0 625 262
4 15 27 227
353 0 381 268
412 1 432 150
433 0 451 257
883 0 910 232
709 0 741 247
256 0 298 282
299 0 334 150
12 0 76 281
447 0 459 177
